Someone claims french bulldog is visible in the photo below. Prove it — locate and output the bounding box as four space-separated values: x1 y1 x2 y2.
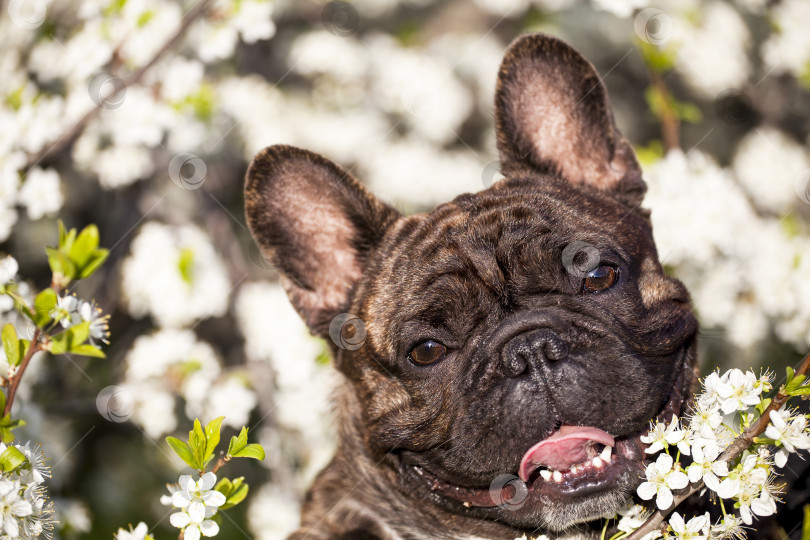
245 33 699 539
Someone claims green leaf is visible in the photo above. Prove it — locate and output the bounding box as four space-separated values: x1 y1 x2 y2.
0 390 6 413
802 504 810 540
220 482 248 510
787 366 796 383
228 426 248 456
788 386 810 396
756 398 772 415
214 477 233 494
786 375 807 394
78 249 109 279
49 321 91 354
46 247 77 283
70 344 106 358
0 415 25 444
33 288 57 327
0 446 26 472
204 416 224 462
229 443 265 461
188 418 206 469
637 39 677 73
69 224 100 268
166 436 200 470
214 476 249 510
1 324 19 366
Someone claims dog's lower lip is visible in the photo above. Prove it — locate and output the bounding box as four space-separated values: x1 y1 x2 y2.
410 450 638 508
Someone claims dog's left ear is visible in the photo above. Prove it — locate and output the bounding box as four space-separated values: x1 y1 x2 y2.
495 33 646 207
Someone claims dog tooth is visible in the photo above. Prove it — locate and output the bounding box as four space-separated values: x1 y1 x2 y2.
552 471 563 482
592 456 603 468
462 501 471 508
600 445 612 462
539 469 552 481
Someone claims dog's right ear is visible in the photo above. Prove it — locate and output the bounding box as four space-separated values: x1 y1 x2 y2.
245 145 401 336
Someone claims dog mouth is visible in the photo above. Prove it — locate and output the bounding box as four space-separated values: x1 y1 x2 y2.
408 359 688 511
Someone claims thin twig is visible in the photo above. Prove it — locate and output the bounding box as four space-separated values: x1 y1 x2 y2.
649 70 680 152
4 328 42 417
210 451 230 475
23 0 214 170
627 351 810 539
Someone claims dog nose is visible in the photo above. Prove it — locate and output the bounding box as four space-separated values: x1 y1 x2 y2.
500 328 569 377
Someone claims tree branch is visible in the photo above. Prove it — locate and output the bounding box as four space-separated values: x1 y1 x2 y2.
626 351 810 539
23 0 214 171
4 327 42 417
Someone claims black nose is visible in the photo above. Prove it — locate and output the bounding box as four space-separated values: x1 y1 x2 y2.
500 328 569 377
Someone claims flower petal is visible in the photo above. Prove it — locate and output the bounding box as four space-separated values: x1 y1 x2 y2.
185 524 202 540
637 482 657 501
203 489 226 507
656 453 673 473
173 491 191 508
666 471 689 490
655 487 673 510
188 500 206 523
199 520 220 537
200 471 217 491
170 512 191 529
669 511 685 533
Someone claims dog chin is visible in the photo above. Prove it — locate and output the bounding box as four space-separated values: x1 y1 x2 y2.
506 488 633 532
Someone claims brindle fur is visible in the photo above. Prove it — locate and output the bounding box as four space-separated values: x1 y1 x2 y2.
245 33 701 539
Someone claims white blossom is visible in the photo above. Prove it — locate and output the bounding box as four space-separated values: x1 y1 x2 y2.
641 417 691 455
17 168 63 221
0 256 18 286
669 511 710 540
765 407 810 467
115 522 151 540
121 222 230 327
714 369 762 414
637 453 689 510
686 444 728 492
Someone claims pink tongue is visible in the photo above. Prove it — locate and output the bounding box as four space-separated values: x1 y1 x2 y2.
518 425 615 482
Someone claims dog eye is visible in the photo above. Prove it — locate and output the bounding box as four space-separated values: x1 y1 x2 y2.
409 341 447 365
582 265 618 293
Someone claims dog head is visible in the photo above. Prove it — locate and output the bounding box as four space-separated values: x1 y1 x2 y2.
245 33 698 532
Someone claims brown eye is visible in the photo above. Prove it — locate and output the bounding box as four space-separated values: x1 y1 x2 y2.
583 265 618 293
409 341 448 365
